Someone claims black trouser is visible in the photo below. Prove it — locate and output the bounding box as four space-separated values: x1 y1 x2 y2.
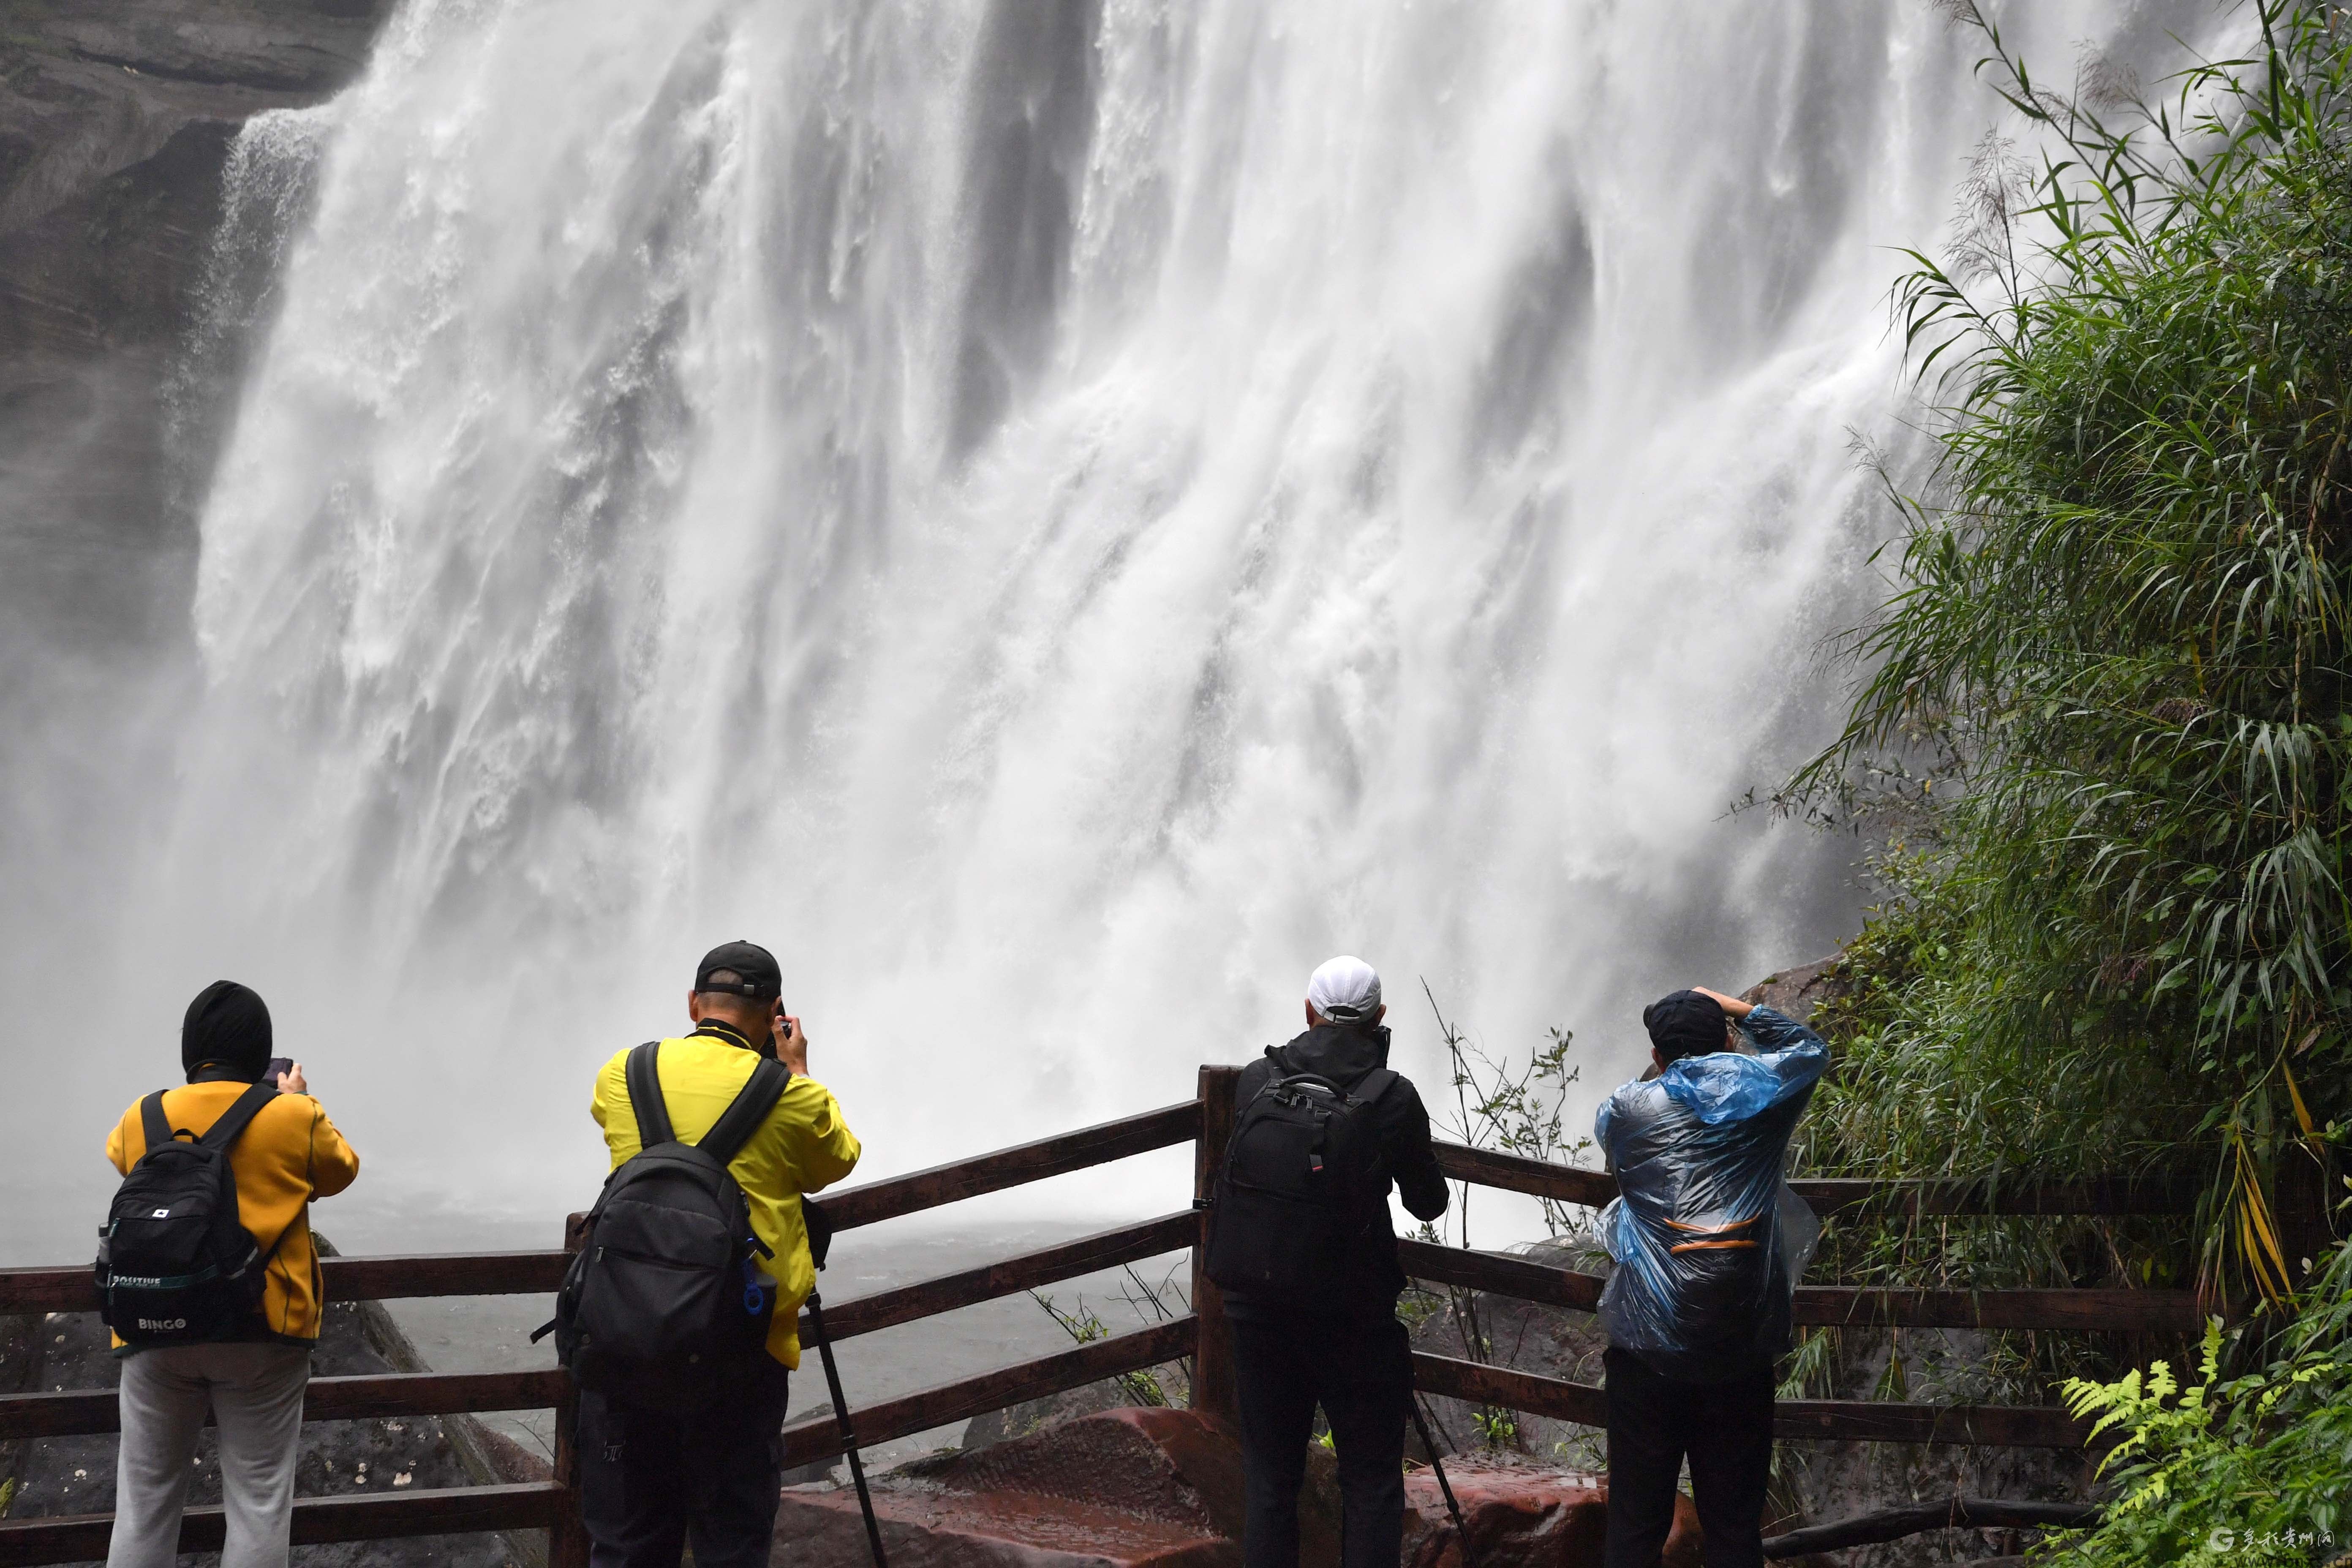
1229 1311 1411 1568
1602 1345 1774 1568
577 1359 791 1568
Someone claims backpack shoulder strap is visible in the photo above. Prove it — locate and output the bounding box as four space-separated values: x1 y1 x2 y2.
697 1058 792 1166
625 1042 677 1148
1349 1067 1401 1107
196 1081 280 1152
139 1091 173 1154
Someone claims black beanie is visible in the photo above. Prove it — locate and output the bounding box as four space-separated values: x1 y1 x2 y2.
182 980 273 1082
1642 990 1730 1064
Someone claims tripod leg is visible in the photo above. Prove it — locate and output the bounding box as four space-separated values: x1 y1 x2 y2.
1411 1397 1478 1568
807 1293 889 1568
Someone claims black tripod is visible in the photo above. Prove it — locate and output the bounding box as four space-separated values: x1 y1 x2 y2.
798 1198 887 1568
1410 1396 1480 1568
803 1288 888 1568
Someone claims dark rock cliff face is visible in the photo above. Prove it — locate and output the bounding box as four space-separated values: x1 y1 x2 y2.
0 0 392 966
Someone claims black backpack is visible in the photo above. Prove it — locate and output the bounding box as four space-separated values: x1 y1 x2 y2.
549 1043 792 1412
1204 1048 1397 1307
96 1082 284 1347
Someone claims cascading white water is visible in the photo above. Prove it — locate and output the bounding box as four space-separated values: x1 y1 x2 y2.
28 0 2228 1226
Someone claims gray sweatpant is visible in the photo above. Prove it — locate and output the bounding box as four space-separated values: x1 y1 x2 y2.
107 1342 310 1568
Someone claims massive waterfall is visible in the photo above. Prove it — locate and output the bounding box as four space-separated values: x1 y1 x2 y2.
22 0 2226 1227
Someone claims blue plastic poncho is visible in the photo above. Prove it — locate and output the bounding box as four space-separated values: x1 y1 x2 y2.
1594 1006 1827 1383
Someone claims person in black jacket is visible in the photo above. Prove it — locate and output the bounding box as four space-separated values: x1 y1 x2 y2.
1223 956 1449 1568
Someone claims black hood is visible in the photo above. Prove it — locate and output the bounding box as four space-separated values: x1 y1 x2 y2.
1274 1020 1392 1092
182 980 273 1082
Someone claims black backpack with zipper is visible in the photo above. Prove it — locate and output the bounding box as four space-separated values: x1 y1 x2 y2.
96 1082 285 1346
548 1043 792 1412
1205 1047 1397 1307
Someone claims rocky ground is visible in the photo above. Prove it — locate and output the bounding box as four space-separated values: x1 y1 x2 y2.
782 1408 1704 1568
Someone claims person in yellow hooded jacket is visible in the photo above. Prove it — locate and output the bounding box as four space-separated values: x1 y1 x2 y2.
102 980 360 1568
581 940 861 1568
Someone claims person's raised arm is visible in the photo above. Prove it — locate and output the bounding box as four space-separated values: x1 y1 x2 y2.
1386 1083 1449 1222
778 1034 861 1195
305 1100 360 1198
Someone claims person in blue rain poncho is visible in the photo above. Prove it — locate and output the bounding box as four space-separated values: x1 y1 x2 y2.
1594 986 1827 1568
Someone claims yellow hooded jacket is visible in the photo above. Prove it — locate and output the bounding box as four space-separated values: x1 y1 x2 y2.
105 1084 362 1348
590 1021 861 1369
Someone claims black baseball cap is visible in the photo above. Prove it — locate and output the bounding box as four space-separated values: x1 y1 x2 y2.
1643 990 1731 1064
695 940 782 1000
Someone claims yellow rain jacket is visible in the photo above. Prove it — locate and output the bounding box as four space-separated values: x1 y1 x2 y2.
591 1021 861 1369
105 1084 362 1348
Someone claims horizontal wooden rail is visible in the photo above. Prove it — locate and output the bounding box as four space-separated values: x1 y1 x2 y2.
801 1211 1198 1343
0 1268 98 1317
1795 1285 2204 1334
1399 1239 1603 1312
324 1251 571 1301
817 1100 1202 1231
0 1482 567 1568
1771 1396 2094 1448
1432 1143 1617 1208
1790 1173 2198 1218
1413 1350 1606 1426
778 1315 1197 1471
0 1252 571 1316
1411 1352 2098 1448
1762 1496 2101 1559
0 1369 569 1442
1431 1141 2194 1217
1400 1242 2205 1333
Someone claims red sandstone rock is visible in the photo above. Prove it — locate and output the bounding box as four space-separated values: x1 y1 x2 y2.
774 1409 1698 1568
1400 1459 1702 1568
773 1409 1271 1568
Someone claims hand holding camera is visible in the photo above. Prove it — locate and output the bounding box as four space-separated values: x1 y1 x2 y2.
771 1001 808 1075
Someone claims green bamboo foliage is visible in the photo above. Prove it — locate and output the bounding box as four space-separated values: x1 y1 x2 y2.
1797 0 2352 1301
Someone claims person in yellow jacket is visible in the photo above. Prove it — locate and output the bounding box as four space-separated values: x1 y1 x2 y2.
102 980 360 1568
581 940 861 1568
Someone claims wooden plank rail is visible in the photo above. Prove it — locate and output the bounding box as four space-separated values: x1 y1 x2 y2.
0 1110 1200 1318
1411 1352 2099 1448
1432 1139 2195 1217
0 1078 2208 1568
0 1369 569 1442
0 1252 571 1317
1791 1173 2199 1218
777 1316 1198 1471
815 1100 1202 1232
799 1211 1197 1343
0 1483 568 1568
1432 1143 1618 1209
1413 1350 1607 1426
1795 1285 2204 1334
1400 1239 1604 1312
323 1252 571 1302
1399 1242 2206 1333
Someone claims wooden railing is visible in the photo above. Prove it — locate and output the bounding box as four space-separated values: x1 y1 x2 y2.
0 1064 2197 1566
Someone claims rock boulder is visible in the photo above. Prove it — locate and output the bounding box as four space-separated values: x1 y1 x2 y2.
776 1408 1698 1568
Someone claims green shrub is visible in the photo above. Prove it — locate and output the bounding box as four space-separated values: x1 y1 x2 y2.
1795 0 2352 1299
2039 1234 2352 1565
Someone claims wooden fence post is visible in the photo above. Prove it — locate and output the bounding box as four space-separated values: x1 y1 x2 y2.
547 1213 589 1568
1190 1065 1241 1430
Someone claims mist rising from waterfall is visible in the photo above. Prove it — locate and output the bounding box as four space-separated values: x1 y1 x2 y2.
3 0 2229 1237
